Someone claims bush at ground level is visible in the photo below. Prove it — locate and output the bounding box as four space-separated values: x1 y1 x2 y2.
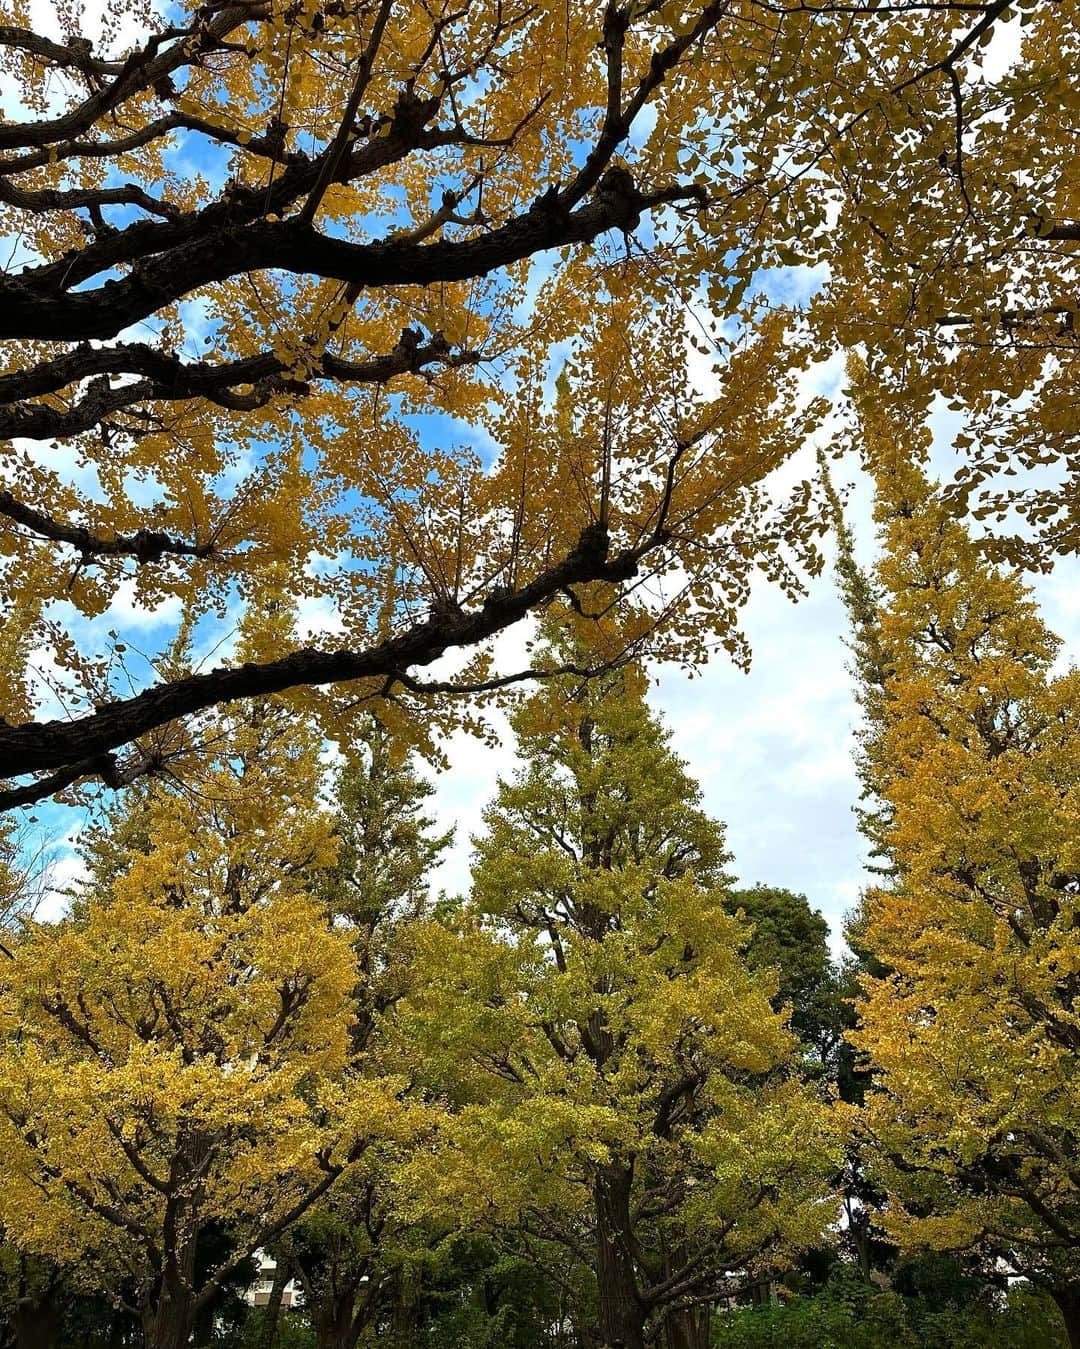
712 1269 1067 1349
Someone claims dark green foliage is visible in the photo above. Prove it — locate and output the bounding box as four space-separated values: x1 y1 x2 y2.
233 1312 317 1349
730 885 851 1072
712 1264 1068 1349
382 1234 569 1349
286 722 453 1349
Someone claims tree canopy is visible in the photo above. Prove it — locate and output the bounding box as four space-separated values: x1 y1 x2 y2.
2 0 1077 809
0 623 424 1349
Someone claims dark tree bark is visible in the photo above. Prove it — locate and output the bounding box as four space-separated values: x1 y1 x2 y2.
12 1257 60 1349
748 1278 773 1307
0 521 641 808
308 1269 378 1349
1051 1286 1080 1349
142 1239 198 1349
594 1164 648 1349
311 1305 364 1349
0 176 702 344
254 1254 292 1349
662 1304 710 1349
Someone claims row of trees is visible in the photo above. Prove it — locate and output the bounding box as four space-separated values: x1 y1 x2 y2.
845 382 1080 1339
0 0 1075 1342
0 607 842 1349
0 381 1077 1345
8 602 837 1349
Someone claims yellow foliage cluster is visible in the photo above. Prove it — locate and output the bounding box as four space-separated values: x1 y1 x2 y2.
0 690 414 1329
848 387 1080 1285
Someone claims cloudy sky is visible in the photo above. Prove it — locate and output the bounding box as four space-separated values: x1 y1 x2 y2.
421 383 1080 954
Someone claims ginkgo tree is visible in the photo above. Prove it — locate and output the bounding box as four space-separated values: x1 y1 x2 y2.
0 628 426 1349
394 622 843 1349
807 0 1080 564
1 0 1071 809
282 719 453 1349
842 387 1080 1346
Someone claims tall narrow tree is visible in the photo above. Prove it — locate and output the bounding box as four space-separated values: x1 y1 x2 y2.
845 387 1080 1343
287 719 451 1349
397 631 841 1349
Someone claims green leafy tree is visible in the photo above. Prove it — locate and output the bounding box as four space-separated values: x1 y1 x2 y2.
396 635 842 1349
711 1263 1068 1349
730 885 848 1073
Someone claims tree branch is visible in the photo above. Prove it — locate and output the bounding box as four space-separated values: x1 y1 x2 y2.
0 328 479 440
0 490 213 562
0 175 703 342
296 0 397 227
0 521 642 805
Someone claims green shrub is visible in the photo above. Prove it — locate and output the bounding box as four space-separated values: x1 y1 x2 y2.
711 1265 1067 1349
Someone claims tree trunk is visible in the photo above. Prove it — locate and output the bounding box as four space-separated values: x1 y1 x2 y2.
192 1294 219 1349
12 1258 59 1349
313 1327 360 1349
13 1301 60 1349
390 1267 421 1344
143 1236 198 1349
655 1236 709 1349
851 1221 873 1284
255 1255 292 1349
663 1306 710 1349
594 1164 647 1349
844 1193 874 1285
312 1287 372 1349
749 1278 772 1307
144 1304 193 1349
312 1309 358 1349
1051 1287 1080 1349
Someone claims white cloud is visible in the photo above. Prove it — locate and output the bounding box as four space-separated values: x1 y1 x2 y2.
651 541 870 945
36 825 88 924
424 712 515 900
419 552 872 945
979 13 1023 84
420 623 533 898
295 594 346 643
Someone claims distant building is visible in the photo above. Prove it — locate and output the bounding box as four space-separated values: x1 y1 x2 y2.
245 1252 304 1310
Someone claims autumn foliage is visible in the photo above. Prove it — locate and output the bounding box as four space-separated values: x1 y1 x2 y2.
0 0 1078 1345
846 387 1080 1341
0 0 1076 806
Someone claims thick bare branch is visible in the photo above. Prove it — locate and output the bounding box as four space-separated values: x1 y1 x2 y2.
0 174 702 342
0 522 641 805
0 175 179 220
0 328 479 440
